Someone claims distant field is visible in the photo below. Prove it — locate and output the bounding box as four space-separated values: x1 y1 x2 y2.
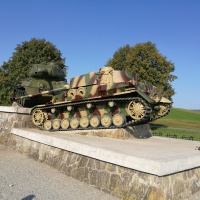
150 108 200 141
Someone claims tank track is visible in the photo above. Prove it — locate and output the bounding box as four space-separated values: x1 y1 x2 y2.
150 104 171 122
13 88 26 106
32 97 152 131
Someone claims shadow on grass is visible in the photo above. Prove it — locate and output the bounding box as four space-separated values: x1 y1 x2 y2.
149 123 168 131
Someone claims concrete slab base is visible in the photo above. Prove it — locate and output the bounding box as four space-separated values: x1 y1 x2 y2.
8 128 200 199
11 127 200 176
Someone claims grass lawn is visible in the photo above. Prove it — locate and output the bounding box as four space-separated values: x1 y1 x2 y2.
150 108 200 141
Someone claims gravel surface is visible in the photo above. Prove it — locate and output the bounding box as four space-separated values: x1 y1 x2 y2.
0 144 118 200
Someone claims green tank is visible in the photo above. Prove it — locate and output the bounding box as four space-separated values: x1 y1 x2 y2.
12 66 171 131
12 63 67 107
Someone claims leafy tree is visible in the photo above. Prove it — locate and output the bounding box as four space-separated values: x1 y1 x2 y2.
106 42 177 99
0 38 67 106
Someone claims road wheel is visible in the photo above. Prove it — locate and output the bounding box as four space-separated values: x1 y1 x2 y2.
61 118 70 130
80 116 90 129
52 119 61 130
70 117 80 129
44 120 52 131
90 116 100 128
101 114 112 128
112 113 126 127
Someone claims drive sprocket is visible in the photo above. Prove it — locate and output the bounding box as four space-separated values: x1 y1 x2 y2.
32 109 47 126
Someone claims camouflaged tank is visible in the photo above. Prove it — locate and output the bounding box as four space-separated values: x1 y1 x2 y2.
12 62 67 107
12 66 171 131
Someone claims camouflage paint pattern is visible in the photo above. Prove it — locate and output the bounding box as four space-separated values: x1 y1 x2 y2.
13 66 172 130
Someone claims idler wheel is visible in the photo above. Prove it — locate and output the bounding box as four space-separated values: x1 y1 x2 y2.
52 119 61 130
112 113 126 127
80 116 90 128
70 117 80 129
32 109 47 126
90 116 100 128
61 118 70 130
44 120 52 131
101 114 112 128
157 104 169 116
127 101 146 120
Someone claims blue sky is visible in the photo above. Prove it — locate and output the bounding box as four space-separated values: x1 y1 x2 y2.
0 0 199 109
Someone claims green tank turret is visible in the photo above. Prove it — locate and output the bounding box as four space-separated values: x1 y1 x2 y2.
12 66 171 131
12 63 67 107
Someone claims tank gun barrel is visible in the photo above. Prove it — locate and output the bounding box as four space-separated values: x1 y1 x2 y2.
11 84 70 102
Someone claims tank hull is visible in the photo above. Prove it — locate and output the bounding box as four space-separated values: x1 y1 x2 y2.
30 89 170 131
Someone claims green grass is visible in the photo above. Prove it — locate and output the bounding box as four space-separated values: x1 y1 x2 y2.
150 108 200 141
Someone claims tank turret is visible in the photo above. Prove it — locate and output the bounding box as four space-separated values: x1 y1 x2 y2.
12 66 171 131
28 62 66 79
12 62 67 107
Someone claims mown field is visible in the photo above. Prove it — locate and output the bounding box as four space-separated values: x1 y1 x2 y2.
150 108 200 141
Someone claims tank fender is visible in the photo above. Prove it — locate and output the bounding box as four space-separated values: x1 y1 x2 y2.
159 97 172 104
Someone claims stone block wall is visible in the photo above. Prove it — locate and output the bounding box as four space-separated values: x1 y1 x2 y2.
5 134 200 200
0 106 33 144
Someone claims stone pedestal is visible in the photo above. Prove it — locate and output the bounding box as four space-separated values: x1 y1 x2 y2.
1 106 200 199
68 124 152 139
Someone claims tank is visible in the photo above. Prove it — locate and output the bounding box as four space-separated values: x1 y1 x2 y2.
12 66 172 131
13 62 67 107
